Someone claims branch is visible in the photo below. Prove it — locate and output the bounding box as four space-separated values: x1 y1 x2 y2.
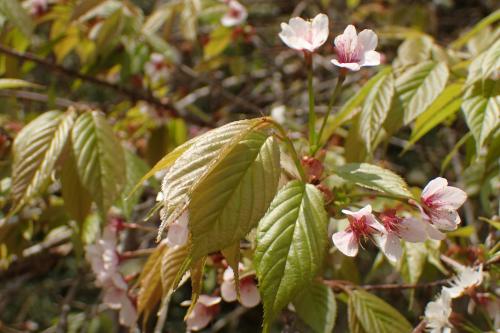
0 45 209 125
322 278 450 292
0 89 94 109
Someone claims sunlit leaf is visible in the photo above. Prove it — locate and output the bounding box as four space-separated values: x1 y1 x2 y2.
466 39 500 85
119 150 149 219
0 78 41 90
451 9 500 50
255 180 328 328
138 243 167 317
204 26 232 60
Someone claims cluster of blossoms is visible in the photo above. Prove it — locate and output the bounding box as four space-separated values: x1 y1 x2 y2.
279 13 381 71
85 223 137 327
425 264 484 332
220 0 247 27
332 177 467 262
144 53 170 86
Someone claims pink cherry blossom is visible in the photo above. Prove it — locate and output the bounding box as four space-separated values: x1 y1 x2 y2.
221 0 247 27
331 25 381 71
85 225 138 327
185 295 221 331
144 53 170 85
29 0 48 16
279 14 329 52
220 265 261 308
166 210 189 247
420 177 467 231
331 205 384 257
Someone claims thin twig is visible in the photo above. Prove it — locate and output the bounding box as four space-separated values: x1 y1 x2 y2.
55 275 82 333
0 90 93 109
412 319 427 333
322 278 450 292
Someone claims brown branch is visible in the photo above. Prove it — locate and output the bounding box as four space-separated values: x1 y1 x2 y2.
322 278 450 292
55 275 82 333
0 44 210 126
0 89 94 109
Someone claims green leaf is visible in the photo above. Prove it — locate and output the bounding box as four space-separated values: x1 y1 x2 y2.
189 135 280 261
71 111 126 213
396 61 449 125
61 139 92 224
11 109 76 212
222 242 241 295
138 243 167 317
0 78 42 90
71 0 107 20
349 290 412 333
451 9 500 50
359 68 395 154
161 244 190 295
255 180 328 326
119 150 149 219
158 118 271 239
348 297 368 333
334 163 414 199
204 26 232 60
293 282 336 333
461 79 500 150
466 39 500 85
404 82 464 151
395 36 433 67
185 257 206 319
0 0 33 37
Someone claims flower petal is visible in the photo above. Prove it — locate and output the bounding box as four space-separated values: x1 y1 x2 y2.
358 29 378 51
166 221 189 247
422 177 448 201
311 13 329 49
398 218 427 242
186 303 212 331
198 295 222 307
332 230 358 257
425 222 446 240
376 233 402 262
360 50 381 67
431 186 467 210
240 278 261 308
430 209 460 231
221 280 237 302
119 296 138 327
288 17 309 40
279 23 304 50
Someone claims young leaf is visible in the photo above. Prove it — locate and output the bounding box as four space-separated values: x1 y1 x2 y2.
254 180 328 327
348 298 368 333
161 244 190 295
11 109 76 212
293 282 337 333
450 9 500 50
185 257 206 319
0 78 42 90
61 140 92 224
349 290 412 333
396 61 449 125
119 150 149 219
359 68 395 154
0 0 34 37
138 243 168 317
334 163 414 199
461 79 500 150
158 118 271 239
71 111 126 213
204 26 232 60
189 135 280 261
466 39 500 85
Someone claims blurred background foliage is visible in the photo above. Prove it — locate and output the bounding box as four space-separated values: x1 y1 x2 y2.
0 0 498 332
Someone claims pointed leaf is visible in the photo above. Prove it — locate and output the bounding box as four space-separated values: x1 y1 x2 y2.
349 290 412 333
71 111 126 213
293 282 336 333
396 61 449 124
450 9 500 49
255 180 328 325
466 39 500 85
11 109 76 212
359 68 395 154
189 135 281 261
461 79 500 150
185 257 206 319
120 150 149 219
138 243 168 317
334 163 414 199
0 79 42 90
161 244 190 295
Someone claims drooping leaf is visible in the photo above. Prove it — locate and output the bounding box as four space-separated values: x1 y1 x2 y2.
466 39 500 85
461 79 500 150
11 109 76 212
185 257 206 319
396 61 449 124
348 298 368 333
161 244 190 295
71 0 107 20
255 180 328 327
61 139 92 224
0 78 42 90
359 68 395 154
71 111 126 213
349 290 412 333
221 242 241 296
189 135 281 261
404 82 464 152
293 282 337 333
0 0 33 37
334 163 414 199
138 243 168 317
158 118 271 239
119 150 149 219
395 36 433 67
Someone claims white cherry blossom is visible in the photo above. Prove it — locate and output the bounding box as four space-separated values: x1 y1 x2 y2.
425 291 453 333
221 0 247 27
443 265 483 298
279 14 329 52
331 25 380 71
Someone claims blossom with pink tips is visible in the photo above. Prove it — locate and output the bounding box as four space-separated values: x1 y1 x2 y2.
331 25 381 71
220 265 261 308
185 295 221 331
279 14 329 52
331 205 384 257
221 0 247 27
85 225 137 327
165 210 189 248
419 177 467 231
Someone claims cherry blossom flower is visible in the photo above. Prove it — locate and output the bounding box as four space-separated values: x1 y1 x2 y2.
165 210 189 247
443 265 483 298
85 225 138 327
221 0 247 27
220 265 261 308
184 295 221 331
144 53 170 85
29 0 48 16
331 205 384 257
279 14 329 52
425 291 453 333
331 25 381 71
375 211 427 262
419 177 467 231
